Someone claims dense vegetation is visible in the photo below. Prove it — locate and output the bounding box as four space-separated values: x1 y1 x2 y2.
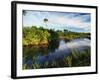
23 26 90 46
23 26 51 45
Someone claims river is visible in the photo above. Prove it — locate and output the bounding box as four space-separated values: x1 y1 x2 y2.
23 38 90 69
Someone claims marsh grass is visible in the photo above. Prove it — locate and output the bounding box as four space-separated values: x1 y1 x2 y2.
64 56 72 67
23 47 90 69
71 47 91 66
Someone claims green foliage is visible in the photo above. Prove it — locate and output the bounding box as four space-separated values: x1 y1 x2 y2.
57 29 90 40
23 26 51 45
71 48 91 66
23 25 90 46
64 56 72 67
23 64 27 69
32 63 41 69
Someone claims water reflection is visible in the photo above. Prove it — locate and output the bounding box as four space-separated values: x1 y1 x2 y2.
23 38 90 69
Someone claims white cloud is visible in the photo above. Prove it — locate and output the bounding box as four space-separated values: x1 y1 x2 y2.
23 11 91 32
49 16 91 31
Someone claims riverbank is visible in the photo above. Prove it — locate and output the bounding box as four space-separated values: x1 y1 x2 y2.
23 26 90 46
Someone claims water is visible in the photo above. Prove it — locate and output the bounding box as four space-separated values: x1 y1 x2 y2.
23 38 90 69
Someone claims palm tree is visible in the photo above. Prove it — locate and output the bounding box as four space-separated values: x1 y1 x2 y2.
43 18 48 27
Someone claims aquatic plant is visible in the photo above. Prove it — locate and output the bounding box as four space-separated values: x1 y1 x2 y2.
23 64 27 69
64 56 72 67
23 47 90 69
71 48 91 66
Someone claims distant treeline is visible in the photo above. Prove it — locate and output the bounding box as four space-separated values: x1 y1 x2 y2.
23 26 90 46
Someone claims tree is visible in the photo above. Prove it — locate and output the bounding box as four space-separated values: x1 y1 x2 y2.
64 29 68 33
43 18 48 27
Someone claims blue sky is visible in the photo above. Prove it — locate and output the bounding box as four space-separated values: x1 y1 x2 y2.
23 10 91 33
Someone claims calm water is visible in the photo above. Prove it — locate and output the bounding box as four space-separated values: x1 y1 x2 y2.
23 38 90 69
